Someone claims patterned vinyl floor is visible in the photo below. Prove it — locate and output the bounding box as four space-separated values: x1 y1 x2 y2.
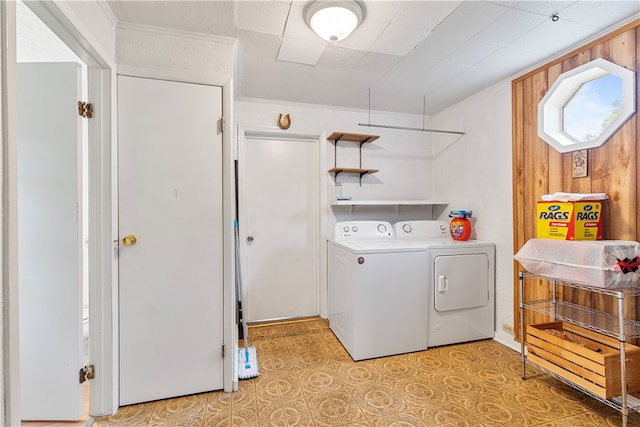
94 318 640 426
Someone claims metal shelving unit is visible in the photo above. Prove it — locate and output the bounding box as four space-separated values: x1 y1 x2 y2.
519 271 640 427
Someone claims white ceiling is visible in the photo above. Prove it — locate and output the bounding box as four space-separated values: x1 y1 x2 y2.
107 0 640 115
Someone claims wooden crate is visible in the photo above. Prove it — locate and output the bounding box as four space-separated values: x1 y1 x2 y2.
526 321 640 399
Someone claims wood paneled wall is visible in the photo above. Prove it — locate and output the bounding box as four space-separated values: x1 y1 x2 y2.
512 20 640 339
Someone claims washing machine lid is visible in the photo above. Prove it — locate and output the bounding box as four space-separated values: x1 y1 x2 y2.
329 239 428 254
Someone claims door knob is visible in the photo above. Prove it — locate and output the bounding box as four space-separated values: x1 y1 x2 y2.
247 236 254 243
122 234 137 247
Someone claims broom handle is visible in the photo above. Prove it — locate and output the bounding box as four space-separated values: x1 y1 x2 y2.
234 222 250 354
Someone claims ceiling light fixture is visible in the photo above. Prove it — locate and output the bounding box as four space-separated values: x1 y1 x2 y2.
304 0 366 43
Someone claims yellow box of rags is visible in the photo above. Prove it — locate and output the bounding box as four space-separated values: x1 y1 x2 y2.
536 200 603 240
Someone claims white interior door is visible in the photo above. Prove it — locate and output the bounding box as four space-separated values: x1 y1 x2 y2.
118 76 224 405
241 135 318 322
17 62 83 421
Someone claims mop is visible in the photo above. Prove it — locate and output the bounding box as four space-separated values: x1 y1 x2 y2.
235 161 259 379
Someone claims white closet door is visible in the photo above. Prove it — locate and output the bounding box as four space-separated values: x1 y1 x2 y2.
18 62 83 421
118 76 224 405
242 135 318 322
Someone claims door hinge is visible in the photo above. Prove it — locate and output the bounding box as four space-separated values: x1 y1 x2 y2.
78 101 93 118
220 116 225 133
79 364 95 384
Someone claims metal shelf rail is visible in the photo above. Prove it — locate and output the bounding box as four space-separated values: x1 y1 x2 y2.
519 271 640 427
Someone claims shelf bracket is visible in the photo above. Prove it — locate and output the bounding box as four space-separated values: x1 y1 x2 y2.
359 171 367 187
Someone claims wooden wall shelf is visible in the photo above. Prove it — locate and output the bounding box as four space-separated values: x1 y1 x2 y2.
327 132 379 145
328 132 379 185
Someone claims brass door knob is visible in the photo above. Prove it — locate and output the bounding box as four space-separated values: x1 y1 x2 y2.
122 235 137 246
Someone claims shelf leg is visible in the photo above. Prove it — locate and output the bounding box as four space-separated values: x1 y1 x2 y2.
618 291 628 427
552 280 557 320
519 271 526 380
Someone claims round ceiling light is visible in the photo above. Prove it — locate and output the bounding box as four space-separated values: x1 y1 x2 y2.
304 1 366 42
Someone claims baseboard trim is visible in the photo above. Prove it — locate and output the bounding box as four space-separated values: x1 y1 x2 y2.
493 330 521 353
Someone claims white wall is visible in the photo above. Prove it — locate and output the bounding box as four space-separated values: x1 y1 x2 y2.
116 22 234 85
432 81 516 348
236 99 446 223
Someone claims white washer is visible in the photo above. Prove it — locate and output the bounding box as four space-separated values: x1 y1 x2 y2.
328 221 430 361
395 220 496 347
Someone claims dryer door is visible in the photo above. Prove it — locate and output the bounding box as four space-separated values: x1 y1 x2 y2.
433 253 489 312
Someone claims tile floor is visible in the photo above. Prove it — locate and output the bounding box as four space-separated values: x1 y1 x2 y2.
94 318 640 426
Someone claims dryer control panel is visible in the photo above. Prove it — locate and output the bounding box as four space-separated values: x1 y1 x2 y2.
334 221 394 241
395 220 449 240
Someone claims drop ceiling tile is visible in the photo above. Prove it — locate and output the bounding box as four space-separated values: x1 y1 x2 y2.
422 62 471 84
337 19 388 51
238 55 311 98
329 87 372 110
366 85 419 113
368 24 427 56
341 70 384 92
421 86 470 115
236 29 282 59
428 1 511 41
387 52 439 78
474 8 548 44
306 67 349 88
510 19 599 54
236 1 291 36
277 37 326 65
491 1 578 16
316 45 365 69
365 1 406 23
392 1 462 31
283 3 323 42
374 73 439 105
353 51 403 74
444 39 504 66
413 36 465 64
559 1 640 27
474 45 541 75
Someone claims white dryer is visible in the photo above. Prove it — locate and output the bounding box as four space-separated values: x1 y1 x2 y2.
328 221 430 361
395 221 496 347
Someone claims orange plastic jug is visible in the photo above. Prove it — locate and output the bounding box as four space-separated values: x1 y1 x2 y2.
449 210 472 241
449 217 471 241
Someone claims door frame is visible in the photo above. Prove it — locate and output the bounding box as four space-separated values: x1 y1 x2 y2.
2 1 116 424
236 127 328 321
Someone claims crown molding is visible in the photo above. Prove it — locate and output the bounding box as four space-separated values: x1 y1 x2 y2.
116 21 236 46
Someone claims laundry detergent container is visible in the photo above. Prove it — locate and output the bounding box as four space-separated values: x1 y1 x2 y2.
515 238 640 288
